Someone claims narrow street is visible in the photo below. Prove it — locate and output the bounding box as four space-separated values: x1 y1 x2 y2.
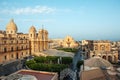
66 48 83 80
60 48 83 80
72 49 82 71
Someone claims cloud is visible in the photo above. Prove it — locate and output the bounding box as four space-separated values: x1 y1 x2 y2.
1 6 56 15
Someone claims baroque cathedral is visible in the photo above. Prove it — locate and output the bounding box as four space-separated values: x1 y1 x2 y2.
0 19 48 64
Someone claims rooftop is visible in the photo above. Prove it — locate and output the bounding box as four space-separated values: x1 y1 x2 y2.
80 68 106 80
94 40 110 43
84 56 113 68
1 69 58 80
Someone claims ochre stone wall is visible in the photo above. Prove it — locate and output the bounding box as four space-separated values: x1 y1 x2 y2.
89 40 118 63
0 19 49 64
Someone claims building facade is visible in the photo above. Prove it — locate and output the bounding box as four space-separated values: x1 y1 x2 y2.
0 19 30 64
60 36 78 48
0 19 49 64
83 40 118 63
29 26 48 56
49 36 78 49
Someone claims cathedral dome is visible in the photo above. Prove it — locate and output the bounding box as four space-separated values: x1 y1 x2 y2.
84 56 113 68
29 26 36 32
6 19 18 31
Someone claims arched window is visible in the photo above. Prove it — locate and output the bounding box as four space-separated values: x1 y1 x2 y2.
26 45 27 49
16 53 19 59
11 47 13 51
21 46 23 50
108 56 112 62
102 56 106 60
16 46 19 50
4 55 7 60
11 41 13 44
26 52 28 55
100 45 105 51
4 41 6 44
94 46 97 50
16 40 18 43
11 54 14 58
21 52 23 56
4 47 7 52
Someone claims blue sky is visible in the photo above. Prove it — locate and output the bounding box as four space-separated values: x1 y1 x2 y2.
0 0 120 41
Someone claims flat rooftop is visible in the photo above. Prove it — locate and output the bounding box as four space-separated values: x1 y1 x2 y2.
1 69 58 80
18 70 57 80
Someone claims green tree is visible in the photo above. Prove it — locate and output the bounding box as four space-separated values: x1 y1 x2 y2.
62 57 73 64
34 56 46 63
77 60 83 69
46 56 59 63
26 60 36 66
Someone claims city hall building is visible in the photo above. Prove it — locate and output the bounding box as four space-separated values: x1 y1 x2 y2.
0 19 49 64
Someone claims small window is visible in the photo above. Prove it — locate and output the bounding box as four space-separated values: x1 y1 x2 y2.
101 46 105 51
21 46 23 50
4 41 6 44
26 52 28 55
31 34 32 37
16 46 19 50
11 47 13 51
17 40 18 43
11 41 13 44
4 47 7 52
94 47 97 50
11 54 14 58
21 52 23 56
4 55 7 60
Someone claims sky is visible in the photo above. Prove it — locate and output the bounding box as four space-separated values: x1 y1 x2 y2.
0 0 120 41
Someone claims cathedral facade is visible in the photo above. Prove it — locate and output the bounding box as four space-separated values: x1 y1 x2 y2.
61 36 78 48
29 26 48 56
0 19 49 64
